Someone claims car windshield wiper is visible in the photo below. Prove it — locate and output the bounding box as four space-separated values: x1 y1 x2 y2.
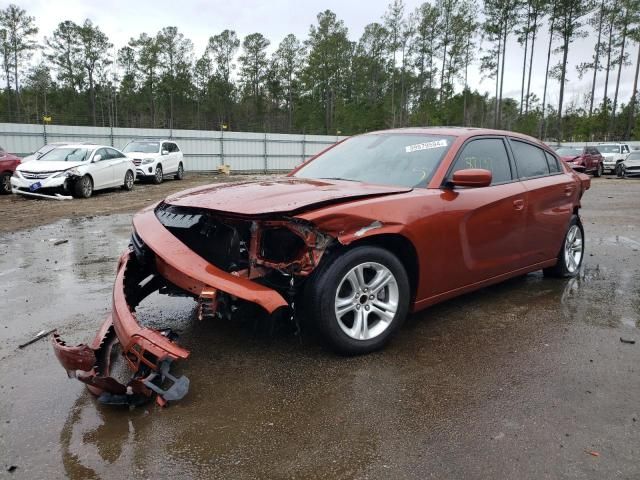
319 177 358 182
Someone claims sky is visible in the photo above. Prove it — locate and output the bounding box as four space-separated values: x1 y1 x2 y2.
12 0 640 110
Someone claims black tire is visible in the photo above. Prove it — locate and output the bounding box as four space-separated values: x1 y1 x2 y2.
174 162 184 180
543 215 584 278
0 172 11 194
305 245 410 355
73 175 93 198
594 163 603 177
153 165 163 184
122 170 134 190
616 164 624 177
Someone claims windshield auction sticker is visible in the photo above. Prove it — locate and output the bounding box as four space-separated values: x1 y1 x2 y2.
405 139 448 153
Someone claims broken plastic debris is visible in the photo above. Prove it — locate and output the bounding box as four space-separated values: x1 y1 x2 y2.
585 450 600 457
18 329 56 349
620 337 636 344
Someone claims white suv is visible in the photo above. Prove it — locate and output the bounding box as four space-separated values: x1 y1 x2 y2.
597 143 631 174
122 139 185 184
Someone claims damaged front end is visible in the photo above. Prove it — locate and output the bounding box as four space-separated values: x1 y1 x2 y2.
52 202 334 406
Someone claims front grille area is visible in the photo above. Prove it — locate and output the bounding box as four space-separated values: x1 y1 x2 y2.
21 171 57 179
155 202 251 272
626 166 640 172
133 159 142 166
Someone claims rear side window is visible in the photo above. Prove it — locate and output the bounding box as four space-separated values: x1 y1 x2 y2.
171 143 180 152
449 138 513 185
510 140 550 179
545 152 561 173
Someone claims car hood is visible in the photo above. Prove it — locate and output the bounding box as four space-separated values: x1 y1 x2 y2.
624 158 640 166
560 155 580 162
125 153 158 159
600 152 618 158
17 160 85 172
164 177 413 215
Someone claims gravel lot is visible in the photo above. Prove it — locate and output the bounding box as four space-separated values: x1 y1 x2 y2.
0 174 639 479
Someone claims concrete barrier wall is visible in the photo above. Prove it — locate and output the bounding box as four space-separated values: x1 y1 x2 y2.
0 123 347 173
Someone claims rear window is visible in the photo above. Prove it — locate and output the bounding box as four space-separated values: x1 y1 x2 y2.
510 140 550 179
545 152 561 173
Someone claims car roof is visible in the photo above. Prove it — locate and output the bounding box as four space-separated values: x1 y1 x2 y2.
363 127 547 147
51 144 113 150
128 139 175 142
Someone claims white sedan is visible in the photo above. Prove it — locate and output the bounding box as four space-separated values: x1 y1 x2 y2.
11 144 136 199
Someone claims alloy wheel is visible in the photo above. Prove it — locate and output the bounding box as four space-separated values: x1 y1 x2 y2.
564 225 583 274
334 262 399 340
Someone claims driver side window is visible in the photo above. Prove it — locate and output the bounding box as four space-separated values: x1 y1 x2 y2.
94 148 108 161
450 138 513 185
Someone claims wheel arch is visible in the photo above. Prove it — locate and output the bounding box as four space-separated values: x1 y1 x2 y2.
341 233 419 303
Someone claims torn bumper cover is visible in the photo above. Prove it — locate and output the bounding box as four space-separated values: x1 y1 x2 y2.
52 209 289 405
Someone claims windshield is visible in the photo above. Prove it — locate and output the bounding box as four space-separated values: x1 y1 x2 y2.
555 147 582 156
598 145 620 153
123 141 160 153
294 134 454 187
38 147 91 162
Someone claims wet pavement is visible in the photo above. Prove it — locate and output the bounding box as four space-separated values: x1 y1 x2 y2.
1 177 639 479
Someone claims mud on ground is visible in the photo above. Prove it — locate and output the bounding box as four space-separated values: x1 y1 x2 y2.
0 175 639 479
0 173 271 234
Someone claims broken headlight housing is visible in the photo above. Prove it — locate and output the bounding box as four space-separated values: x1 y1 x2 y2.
259 227 306 263
53 167 81 178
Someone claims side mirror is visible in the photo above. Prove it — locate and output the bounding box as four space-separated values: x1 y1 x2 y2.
92 154 102 162
450 168 492 188
161 150 169 156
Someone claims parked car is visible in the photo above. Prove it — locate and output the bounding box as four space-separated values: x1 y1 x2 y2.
53 127 591 405
555 146 604 176
616 150 640 178
122 139 184 184
11 144 136 199
598 143 631 174
20 142 68 163
0 146 21 194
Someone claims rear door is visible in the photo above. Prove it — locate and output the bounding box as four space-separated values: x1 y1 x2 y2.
508 138 575 266
435 136 528 293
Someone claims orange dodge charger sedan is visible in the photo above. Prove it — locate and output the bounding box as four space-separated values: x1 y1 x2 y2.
53 127 590 406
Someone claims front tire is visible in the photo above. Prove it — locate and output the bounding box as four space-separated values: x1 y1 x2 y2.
153 165 163 184
73 175 93 198
543 215 584 278
0 173 11 194
594 163 603 177
306 245 410 355
174 162 184 180
122 170 134 190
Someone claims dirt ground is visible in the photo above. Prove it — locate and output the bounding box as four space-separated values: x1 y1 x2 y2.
0 174 639 479
0 173 271 234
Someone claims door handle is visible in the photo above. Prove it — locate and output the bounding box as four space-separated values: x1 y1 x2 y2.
513 199 525 211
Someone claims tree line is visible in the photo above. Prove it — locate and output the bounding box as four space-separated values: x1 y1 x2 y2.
0 0 639 141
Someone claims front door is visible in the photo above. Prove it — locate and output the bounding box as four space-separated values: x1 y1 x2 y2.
89 148 114 189
434 137 528 294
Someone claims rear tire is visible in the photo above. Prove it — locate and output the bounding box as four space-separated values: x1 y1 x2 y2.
305 245 410 355
174 162 184 180
0 172 11 194
73 175 93 198
543 215 584 278
153 165 163 184
122 170 134 190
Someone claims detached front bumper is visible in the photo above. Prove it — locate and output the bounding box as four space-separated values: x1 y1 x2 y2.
52 208 289 405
